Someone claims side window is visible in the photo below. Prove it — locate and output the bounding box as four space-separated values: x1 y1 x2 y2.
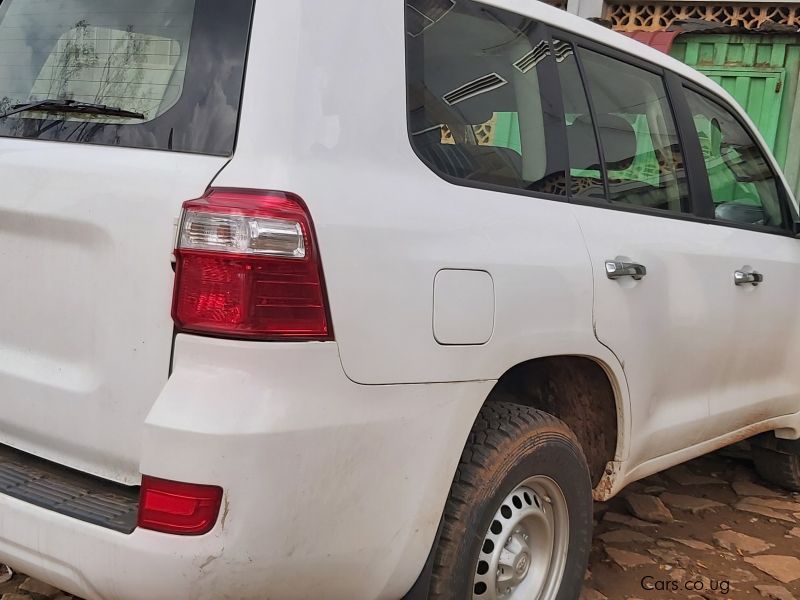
553 41 604 199
576 48 691 214
684 88 785 229
405 0 567 195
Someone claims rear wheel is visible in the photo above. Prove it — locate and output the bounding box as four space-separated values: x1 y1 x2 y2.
752 435 800 492
429 402 593 600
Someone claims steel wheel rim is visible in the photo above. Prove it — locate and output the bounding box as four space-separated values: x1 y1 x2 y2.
472 475 570 600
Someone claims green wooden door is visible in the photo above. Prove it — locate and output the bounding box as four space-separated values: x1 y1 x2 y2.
694 67 785 149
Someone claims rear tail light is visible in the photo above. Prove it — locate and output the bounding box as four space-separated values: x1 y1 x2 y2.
172 189 332 340
138 476 223 536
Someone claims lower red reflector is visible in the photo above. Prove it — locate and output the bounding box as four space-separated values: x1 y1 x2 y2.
138 476 223 536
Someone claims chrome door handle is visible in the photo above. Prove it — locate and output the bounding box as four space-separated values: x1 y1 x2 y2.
734 270 764 286
605 260 647 280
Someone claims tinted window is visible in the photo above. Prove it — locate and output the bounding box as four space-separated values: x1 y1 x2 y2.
406 0 567 195
553 40 604 199
578 48 690 214
0 0 253 155
684 88 785 228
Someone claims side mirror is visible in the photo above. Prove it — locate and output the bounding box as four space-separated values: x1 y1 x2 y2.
714 202 766 226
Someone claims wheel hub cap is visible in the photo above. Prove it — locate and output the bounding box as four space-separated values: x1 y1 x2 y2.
472 476 569 600
513 551 530 579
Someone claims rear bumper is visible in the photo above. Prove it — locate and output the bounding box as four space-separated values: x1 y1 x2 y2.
0 336 492 600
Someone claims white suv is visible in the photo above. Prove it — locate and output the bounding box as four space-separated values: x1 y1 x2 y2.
1 0 799 599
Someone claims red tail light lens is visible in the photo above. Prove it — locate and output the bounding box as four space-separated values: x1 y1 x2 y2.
138 476 223 536
172 189 332 340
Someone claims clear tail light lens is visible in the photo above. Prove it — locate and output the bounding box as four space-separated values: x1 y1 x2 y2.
172 189 332 340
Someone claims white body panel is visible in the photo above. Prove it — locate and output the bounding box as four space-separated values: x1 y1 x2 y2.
573 206 800 466
574 207 716 465
695 227 800 437
215 0 608 386
0 1 799 599
0 338 491 600
0 140 226 483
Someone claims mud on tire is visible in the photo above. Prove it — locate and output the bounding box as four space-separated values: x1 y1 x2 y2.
428 402 593 599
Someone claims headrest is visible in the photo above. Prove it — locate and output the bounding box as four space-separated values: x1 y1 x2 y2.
568 114 637 172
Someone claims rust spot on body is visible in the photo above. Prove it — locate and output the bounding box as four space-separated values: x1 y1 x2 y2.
593 461 621 501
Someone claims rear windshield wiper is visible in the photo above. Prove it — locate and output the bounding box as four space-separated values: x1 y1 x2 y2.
0 99 145 121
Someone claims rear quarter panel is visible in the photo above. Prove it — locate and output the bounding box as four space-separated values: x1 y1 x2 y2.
214 0 622 388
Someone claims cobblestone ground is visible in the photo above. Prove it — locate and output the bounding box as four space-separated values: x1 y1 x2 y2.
2 448 798 600
584 446 800 600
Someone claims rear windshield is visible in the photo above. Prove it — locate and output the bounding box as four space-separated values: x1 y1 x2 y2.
0 0 253 155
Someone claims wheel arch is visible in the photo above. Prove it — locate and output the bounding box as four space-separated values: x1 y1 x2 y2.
402 354 628 599
486 354 627 497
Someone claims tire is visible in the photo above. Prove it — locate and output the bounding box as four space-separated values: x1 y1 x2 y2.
752 435 800 492
429 402 593 600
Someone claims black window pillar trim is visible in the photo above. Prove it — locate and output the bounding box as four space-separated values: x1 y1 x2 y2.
539 24 572 197
664 71 714 220
571 43 612 202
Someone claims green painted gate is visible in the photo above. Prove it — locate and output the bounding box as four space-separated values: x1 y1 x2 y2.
670 34 800 200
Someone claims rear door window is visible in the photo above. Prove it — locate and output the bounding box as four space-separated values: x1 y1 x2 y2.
0 0 253 155
406 0 568 196
576 48 691 214
553 40 604 199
